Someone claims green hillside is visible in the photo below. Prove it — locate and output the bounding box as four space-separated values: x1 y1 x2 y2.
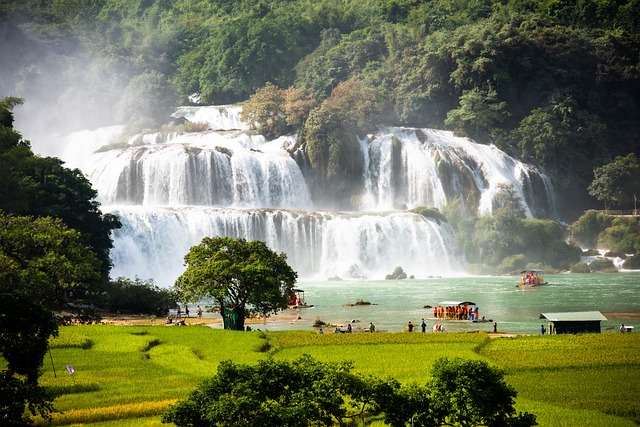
2 0 639 217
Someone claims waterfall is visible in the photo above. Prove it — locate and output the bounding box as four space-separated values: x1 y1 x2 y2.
108 207 462 284
46 105 556 286
361 128 557 217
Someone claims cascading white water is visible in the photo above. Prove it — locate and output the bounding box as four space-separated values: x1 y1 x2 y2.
45 105 556 286
361 128 557 217
107 207 463 283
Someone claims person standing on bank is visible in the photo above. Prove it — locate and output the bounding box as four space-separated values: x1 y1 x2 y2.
407 321 414 332
421 318 427 333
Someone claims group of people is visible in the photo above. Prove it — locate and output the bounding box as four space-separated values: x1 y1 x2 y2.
333 322 354 333
521 273 542 286
175 305 204 319
432 323 445 332
433 304 479 321
406 319 429 332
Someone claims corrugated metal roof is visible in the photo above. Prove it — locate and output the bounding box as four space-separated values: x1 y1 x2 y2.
539 311 607 321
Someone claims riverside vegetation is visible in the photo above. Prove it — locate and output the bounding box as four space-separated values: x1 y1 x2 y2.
38 325 640 427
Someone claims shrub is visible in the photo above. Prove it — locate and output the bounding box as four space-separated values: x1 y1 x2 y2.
497 254 528 274
413 206 448 224
99 277 177 315
570 210 612 248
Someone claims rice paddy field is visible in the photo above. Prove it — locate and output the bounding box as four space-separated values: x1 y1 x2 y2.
38 325 640 426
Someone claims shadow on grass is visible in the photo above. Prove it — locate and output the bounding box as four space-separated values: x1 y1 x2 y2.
48 383 100 397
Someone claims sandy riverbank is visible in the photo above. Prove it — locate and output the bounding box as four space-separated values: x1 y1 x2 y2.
96 310 639 336
98 309 303 327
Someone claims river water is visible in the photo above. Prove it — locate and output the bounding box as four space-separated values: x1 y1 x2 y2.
247 271 640 334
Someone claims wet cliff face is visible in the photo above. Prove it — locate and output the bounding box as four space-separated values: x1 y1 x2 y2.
49 105 556 285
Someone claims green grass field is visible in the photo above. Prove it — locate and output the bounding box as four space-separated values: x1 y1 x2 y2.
38 325 640 426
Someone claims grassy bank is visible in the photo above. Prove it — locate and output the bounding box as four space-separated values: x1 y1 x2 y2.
39 325 640 426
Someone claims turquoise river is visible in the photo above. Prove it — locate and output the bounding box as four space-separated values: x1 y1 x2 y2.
240 271 640 334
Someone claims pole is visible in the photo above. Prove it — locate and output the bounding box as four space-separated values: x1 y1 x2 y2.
49 350 57 378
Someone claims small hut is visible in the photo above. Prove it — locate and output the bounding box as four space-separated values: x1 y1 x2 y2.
539 311 607 334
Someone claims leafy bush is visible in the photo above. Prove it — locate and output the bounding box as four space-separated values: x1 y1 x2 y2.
413 206 448 224
599 217 640 253
570 210 612 248
497 254 528 274
99 277 177 315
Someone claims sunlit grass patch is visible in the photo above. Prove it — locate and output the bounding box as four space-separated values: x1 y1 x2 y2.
268 331 490 382
516 397 639 427
480 333 640 369
42 325 271 412
266 329 488 349
49 332 93 349
33 399 176 426
509 366 640 424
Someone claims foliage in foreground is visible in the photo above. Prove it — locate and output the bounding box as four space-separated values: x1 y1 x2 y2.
0 211 105 425
162 355 536 427
39 327 640 426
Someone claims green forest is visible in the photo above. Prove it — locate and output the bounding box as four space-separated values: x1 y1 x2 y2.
1 0 639 218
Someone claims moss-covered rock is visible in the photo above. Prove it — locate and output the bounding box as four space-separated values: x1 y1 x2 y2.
385 266 407 280
588 258 617 272
412 206 447 224
622 254 640 269
604 251 627 259
582 248 600 256
570 262 591 273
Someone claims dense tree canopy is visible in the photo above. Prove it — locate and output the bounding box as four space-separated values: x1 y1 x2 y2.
0 213 102 307
162 355 536 427
588 153 640 210
0 213 103 425
2 0 639 218
174 237 297 330
424 357 537 427
0 97 120 279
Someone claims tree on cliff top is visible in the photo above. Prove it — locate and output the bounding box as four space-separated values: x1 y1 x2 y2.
588 153 640 211
174 237 297 331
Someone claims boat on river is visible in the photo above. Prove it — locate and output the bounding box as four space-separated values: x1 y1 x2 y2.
518 269 548 287
288 289 314 309
429 301 491 323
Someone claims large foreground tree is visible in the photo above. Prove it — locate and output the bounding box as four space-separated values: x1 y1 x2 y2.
0 97 120 280
174 237 297 330
0 212 103 425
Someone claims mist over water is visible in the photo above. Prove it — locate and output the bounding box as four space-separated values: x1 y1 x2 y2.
24 105 557 286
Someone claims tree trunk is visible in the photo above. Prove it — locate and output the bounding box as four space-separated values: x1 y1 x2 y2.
233 306 245 330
